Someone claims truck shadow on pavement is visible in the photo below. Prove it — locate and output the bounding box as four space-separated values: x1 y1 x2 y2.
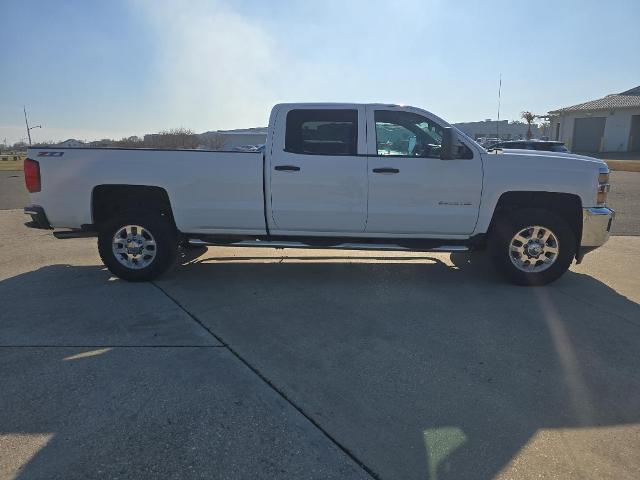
1 255 639 479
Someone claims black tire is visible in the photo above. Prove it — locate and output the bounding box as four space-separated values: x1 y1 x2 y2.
98 213 178 282
489 208 576 286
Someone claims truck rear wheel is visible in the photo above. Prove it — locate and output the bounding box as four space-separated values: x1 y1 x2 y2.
98 214 178 282
489 208 576 286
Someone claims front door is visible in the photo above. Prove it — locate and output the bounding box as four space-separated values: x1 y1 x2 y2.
365 107 482 235
268 107 368 233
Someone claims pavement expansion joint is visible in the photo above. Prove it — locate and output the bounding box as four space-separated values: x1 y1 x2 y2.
150 280 381 480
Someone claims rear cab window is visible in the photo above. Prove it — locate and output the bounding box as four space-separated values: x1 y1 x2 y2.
285 109 358 155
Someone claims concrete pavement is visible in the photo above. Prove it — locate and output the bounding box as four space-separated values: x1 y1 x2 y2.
606 171 640 235
155 240 640 480
2 347 370 480
0 210 371 480
0 171 29 211
1 208 639 479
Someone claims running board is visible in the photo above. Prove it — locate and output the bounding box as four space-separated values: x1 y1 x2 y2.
188 238 468 253
53 229 97 239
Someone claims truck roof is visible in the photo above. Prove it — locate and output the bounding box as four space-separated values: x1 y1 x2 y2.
273 102 404 108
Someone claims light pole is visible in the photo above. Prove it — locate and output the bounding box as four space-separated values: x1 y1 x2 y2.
23 106 41 146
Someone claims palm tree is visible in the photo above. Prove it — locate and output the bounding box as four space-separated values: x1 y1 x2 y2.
521 111 536 139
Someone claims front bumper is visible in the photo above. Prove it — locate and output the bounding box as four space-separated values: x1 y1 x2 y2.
581 207 614 247
24 205 52 229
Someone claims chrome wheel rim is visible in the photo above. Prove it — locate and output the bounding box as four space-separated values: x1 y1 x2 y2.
509 225 559 273
112 225 157 270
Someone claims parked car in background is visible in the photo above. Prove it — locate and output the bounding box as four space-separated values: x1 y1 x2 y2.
476 137 500 147
486 140 569 152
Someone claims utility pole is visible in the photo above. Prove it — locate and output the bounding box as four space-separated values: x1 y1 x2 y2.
23 106 41 146
496 74 502 141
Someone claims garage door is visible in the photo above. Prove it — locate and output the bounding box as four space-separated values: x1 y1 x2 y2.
572 117 606 152
630 115 640 152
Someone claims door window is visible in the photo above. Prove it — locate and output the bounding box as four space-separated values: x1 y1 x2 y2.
374 110 471 158
285 109 357 155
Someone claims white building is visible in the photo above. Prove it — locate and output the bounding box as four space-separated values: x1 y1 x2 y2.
548 86 640 153
453 119 540 141
55 138 85 148
200 128 267 150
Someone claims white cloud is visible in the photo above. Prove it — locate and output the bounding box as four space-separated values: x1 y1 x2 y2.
135 0 281 131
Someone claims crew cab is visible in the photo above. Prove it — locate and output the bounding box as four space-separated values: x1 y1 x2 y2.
23 103 614 285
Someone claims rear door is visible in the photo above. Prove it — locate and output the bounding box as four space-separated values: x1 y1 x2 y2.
365 106 482 235
267 106 368 233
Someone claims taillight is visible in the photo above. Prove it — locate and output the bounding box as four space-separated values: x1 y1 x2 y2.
597 170 610 206
24 158 41 193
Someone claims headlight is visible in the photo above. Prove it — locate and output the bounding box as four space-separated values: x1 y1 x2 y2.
597 169 610 205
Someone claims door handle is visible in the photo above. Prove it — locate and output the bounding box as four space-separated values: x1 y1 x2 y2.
274 165 301 172
372 168 399 174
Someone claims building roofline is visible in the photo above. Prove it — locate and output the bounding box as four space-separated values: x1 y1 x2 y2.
548 103 640 115
548 86 640 114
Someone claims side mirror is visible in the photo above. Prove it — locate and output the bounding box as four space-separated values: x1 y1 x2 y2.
440 127 456 160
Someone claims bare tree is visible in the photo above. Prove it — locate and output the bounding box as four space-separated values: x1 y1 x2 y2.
89 138 117 148
23 128 212 151
32 140 56 148
115 136 144 148
538 121 551 138
521 111 537 140
198 132 227 150
143 128 199 149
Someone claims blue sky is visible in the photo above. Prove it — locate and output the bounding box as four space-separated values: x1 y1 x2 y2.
1 0 639 144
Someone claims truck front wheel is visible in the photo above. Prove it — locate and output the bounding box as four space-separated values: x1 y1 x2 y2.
97 214 178 282
489 208 576 286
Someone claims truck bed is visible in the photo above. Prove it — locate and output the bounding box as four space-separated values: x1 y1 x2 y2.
28 148 267 234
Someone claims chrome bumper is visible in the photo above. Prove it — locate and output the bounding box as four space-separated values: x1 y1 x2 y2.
581 207 614 247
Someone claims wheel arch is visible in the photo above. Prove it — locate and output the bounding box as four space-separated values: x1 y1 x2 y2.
91 184 177 232
488 191 583 253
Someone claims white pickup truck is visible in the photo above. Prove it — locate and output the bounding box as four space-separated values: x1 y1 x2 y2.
24 103 614 285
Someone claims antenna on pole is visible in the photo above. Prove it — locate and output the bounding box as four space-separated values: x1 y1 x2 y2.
24 106 32 146
23 106 41 146
496 74 502 141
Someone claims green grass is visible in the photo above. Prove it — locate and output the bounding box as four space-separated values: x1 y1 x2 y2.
0 153 26 171
0 161 23 171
